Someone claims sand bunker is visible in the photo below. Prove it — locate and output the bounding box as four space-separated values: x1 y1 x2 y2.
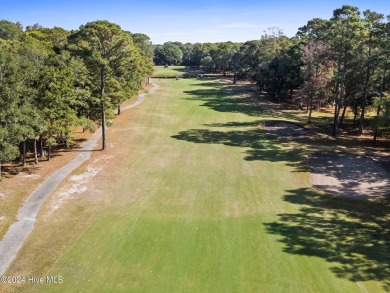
309 153 390 198
264 121 308 137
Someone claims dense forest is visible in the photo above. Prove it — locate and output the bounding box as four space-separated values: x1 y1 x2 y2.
154 5 390 139
0 20 153 180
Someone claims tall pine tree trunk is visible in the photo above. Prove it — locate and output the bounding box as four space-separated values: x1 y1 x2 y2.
34 139 38 164
359 96 367 135
359 35 373 136
339 102 348 126
118 105 121 115
352 101 358 126
0 160 2 181
359 67 371 135
22 140 27 167
373 69 387 142
332 51 342 135
39 136 44 157
308 96 313 123
332 60 346 136
101 65 106 150
48 144 51 161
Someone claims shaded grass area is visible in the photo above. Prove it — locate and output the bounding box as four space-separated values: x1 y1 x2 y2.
183 83 265 118
3 72 389 293
171 127 305 166
265 189 390 291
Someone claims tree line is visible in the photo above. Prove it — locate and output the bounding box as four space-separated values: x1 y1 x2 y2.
0 20 153 180
153 5 390 140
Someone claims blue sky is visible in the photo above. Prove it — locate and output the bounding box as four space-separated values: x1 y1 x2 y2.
1 0 389 44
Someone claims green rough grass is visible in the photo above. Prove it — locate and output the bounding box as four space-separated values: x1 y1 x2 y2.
6 74 388 293
152 66 186 77
152 66 203 78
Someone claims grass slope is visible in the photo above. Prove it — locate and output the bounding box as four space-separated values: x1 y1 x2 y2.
4 74 388 293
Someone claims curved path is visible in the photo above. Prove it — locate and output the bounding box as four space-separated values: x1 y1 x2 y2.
0 82 158 275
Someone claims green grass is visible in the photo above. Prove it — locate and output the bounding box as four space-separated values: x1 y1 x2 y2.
152 66 203 78
152 65 186 77
7 73 389 293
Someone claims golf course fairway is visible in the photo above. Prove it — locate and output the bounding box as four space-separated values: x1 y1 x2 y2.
3 70 388 293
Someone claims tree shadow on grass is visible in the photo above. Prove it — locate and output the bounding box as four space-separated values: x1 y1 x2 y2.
171 127 307 169
183 81 300 121
1 164 41 178
190 81 227 88
172 117 322 173
204 120 263 128
264 188 390 290
184 88 265 117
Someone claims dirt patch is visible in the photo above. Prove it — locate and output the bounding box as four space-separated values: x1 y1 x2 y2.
264 120 309 137
50 166 100 212
49 154 113 213
309 153 390 198
20 174 41 180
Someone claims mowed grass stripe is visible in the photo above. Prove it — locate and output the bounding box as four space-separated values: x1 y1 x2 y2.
7 77 386 293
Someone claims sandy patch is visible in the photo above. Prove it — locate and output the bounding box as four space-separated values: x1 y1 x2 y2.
52 166 97 209
49 154 114 212
264 121 308 137
93 155 114 164
50 166 101 212
0 193 6 199
309 153 390 198
20 174 41 180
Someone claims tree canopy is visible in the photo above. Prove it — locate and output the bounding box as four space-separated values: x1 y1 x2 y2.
0 20 153 179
